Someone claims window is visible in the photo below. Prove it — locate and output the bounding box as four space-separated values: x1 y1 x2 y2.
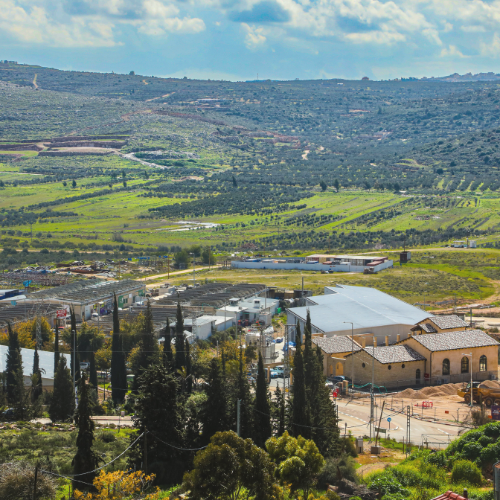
416 369 421 385
402 364 406 369
461 356 470 374
388 365 392 370
480 355 487 372
442 359 450 376
362 363 366 368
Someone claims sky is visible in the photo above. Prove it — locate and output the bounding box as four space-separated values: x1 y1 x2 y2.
1 0 500 81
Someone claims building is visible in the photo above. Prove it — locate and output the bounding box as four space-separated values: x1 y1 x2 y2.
25 279 146 321
312 334 361 377
342 329 499 388
401 329 499 384
216 296 279 327
411 315 469 335
287 285 429 344
231 254 393 273
0 346 71 389
344 345 426 388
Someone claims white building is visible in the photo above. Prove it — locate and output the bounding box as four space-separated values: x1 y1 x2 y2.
0 346 71 390
216 296 279 327
287 284 429 344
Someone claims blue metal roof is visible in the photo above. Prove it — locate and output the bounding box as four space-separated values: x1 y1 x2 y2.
290 284 429 333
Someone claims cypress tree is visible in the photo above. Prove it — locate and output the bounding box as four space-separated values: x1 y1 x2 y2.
70 308 81 383
54 321 60 375
129 364 185 485
163 317 173 372
202 358 228 443
291 323 310 438
132 300 158 392
310 344 340 457
49 357 75 422
174 303 185 371
303 309 315 391
72 372 99 489
185 338 192 394
32 345 43 402
6 323 23 404
111 294 126 404
274 383 285 437
233 346 252 439
254 352 272 447
89 350 98 397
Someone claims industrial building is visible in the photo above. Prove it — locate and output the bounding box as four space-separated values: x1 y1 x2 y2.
24 279 146 321
231 254 393 273
0 345 71 389
287 284 429 344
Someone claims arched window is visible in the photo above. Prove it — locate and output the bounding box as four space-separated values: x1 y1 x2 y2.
442 359 450 376
416 369 421 385
480 355 487 372
461 356 470 374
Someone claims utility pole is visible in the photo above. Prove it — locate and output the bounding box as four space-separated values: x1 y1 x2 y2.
73 329 77 407
406 405 411 456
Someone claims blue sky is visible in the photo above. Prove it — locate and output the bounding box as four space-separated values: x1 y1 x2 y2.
1 0 500 81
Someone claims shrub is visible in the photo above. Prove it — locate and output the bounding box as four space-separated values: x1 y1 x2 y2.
317 455 358 489
0 461 57 500
451 460 483 486
426 450 448 468
367 471 410 497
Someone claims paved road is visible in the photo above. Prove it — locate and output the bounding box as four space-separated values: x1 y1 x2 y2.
336 399 467 448
145 265 221 286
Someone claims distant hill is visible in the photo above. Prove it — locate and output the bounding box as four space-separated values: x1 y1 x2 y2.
422 72 500 82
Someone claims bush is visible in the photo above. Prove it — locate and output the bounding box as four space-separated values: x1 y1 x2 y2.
451 460 483 486
0 461 57 500
426 450 448 468
317 455 358 489
367 471 410 497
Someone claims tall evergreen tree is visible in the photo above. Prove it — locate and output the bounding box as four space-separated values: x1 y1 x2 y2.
291 323 310 438
274 383 286 437
54 320 60 375
132 300 158 392
303 309 315 390
129 364 185 484
254 352 272 447
163 317 173 372
185 338 192 394
89 350 98 398
72 372 99 489
111 294 127 404
202 358 228 443
70 308 81 383
49 357 75 422
6 323 23 404
174 303 186 371
32 345 43 402
309 344 340 457
233 347 252 439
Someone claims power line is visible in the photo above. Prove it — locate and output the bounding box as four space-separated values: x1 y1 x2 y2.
147 431 208 452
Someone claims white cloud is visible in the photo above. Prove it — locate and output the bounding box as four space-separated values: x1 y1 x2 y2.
480 32 500 57
440 45 468 58
0 0 118 46
241 22 267 48
0 0 205 47
344 30 405 45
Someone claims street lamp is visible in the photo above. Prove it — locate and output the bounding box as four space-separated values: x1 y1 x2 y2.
462 352 473 407
343 321 355 393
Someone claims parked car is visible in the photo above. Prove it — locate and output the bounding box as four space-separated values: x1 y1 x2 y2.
1 408 16 421
325 381 335 390
270 370 279 379
275 337 283 343
275 366 286 378
332 375 345 383
80 362 90 371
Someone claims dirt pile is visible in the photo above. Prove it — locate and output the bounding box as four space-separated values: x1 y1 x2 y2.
397 383 463 400
479 380 500 389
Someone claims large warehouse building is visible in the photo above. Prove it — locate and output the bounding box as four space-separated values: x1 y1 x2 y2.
287 284 430 344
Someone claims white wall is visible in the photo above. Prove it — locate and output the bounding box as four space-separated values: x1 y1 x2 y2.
231 260 393 273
